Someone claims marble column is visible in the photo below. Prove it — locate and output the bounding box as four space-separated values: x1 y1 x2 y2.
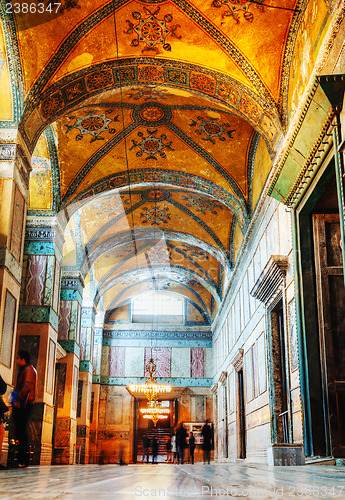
53 274 83 464
0 137 31 464
89 323 102 464
76 304 96 463
16 214 63 465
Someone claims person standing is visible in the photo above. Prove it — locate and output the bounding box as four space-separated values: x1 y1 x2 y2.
151 436 158 464
201 419 213 464
188 431 196 464
175 422 188 464
142 434 150 463
0 374 7 469
12 350 37 468
171 432 177 463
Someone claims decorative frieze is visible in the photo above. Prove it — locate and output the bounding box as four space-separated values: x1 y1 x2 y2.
0 143 16 160
102 329 212 341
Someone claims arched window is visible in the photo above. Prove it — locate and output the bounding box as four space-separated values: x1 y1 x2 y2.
131 292 184 323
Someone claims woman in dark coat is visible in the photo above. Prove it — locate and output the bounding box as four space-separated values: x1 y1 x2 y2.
201 419 213 464
175 422 188 464
151 436 159 464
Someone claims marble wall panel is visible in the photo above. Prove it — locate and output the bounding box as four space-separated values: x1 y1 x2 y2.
43 255 55 307
109 346 125 377
144 347 170 376
288 298 299 371
0 289 17 368
124 347 144 377
80 327 87 360
25 255 47 306
57 363 67 408
171 347 190 377
100 346 110 377
205 347 213 378
58 300 71 340
10 185 25 263
52 260 61 314
191 347 205 378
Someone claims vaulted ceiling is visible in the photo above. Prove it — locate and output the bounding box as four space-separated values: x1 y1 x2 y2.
1 0 332 323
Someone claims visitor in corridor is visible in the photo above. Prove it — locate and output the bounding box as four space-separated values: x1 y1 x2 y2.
175 422 188 464
142 434 150 463
11 350 37 468
0 374 8 470
201 419 213 464
151 436 158 464
165 435 173 462
188 431 196 464
171 432 177 463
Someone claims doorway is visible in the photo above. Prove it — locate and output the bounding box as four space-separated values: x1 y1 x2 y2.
297 165 345 457
238 369 246 459
271 300 290 444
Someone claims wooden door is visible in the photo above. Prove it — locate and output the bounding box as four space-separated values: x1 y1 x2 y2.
313 214 345 457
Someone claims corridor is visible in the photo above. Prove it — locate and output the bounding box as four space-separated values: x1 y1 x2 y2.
0 463 344 499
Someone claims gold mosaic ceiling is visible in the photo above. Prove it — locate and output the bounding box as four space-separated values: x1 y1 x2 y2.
3 0 332 322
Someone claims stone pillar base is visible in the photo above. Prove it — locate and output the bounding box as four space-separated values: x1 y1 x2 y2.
267 444 305 466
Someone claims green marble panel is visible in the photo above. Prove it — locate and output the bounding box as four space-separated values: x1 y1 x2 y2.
124 347 144 377
205 347 213 379
79 360 92 372
18 305 58 331
60 289 82 303
58 340 80 356
171 348 190 378
24 241 55 255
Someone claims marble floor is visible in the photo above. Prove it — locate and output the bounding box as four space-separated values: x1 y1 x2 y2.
0 463 344 500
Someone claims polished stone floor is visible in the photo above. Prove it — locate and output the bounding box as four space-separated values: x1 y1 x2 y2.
0 463 344 500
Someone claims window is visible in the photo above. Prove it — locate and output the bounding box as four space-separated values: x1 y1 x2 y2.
132 292 184 323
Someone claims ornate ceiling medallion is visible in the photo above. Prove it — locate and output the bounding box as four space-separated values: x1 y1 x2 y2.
130 129 174 160
212 0 265 24
65 110 119 143
125 7 181 53
142 189 170 202
140 206 171 225
140 106 165 122
190 116 235 144
183 195 224 215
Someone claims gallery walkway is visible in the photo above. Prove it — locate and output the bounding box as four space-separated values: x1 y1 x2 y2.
0 463 344 499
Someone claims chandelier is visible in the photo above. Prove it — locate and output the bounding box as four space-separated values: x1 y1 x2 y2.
128 358 172 401
140 405 170 427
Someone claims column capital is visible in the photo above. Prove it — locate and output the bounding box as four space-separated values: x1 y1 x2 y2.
25 216 65 256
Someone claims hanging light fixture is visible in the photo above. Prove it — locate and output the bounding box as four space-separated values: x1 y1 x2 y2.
128 357 172 401
140 404 170 427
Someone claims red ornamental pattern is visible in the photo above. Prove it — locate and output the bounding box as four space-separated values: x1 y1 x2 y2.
144 347 170 377
58 301 72 341
24 255 47 306
191 74 215 94
109 346 125 377
139 66 164 82
86 70 113 90
239 96 261 123
191 347 205 378
41 93 64 118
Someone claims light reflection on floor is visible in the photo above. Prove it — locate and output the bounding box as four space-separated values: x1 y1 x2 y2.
0 463 344 499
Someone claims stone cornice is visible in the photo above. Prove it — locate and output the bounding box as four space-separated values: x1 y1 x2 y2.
231 348 244 371
218 370 227 385
250 255 288 305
